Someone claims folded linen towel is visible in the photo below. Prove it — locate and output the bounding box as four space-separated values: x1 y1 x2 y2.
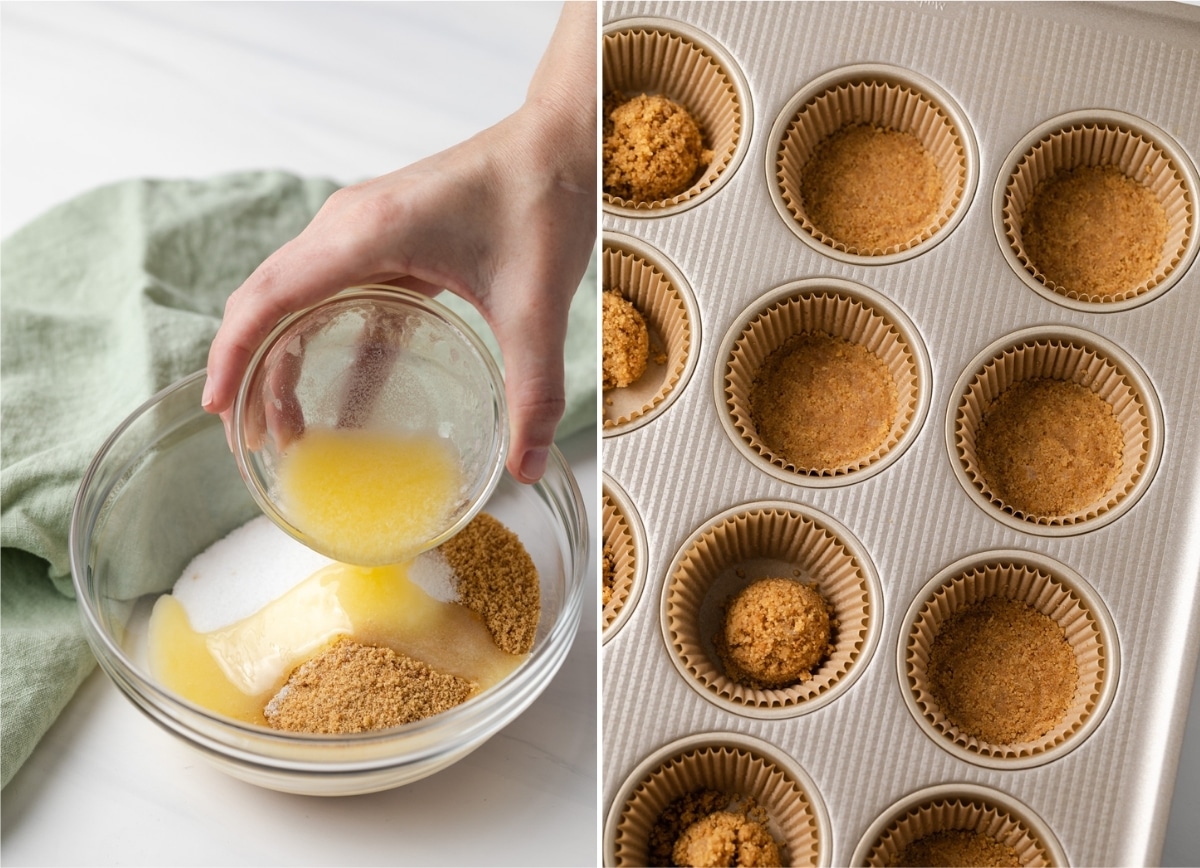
0 170 597 788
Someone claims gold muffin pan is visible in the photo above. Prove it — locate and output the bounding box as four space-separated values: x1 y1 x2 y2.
602 3 1200 865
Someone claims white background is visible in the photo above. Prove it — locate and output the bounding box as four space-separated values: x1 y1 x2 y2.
1 3 597 866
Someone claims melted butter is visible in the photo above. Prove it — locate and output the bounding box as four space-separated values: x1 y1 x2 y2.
148 561 524 727
276 426 464 566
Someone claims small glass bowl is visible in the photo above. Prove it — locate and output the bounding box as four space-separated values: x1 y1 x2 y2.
69 371 586 795
232 286 509 565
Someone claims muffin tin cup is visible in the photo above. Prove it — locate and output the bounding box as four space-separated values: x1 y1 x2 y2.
603 234 701 434
768 64 978 264
603 17 752 216
995 109 1199 311
947 325 1163 535
849 783 1068 867
602 474 648 642
605 732 831 867
661 501 882 719
899 550 1119 771
716 278 931 487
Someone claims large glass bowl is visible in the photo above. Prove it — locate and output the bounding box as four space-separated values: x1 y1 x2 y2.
69 371 586 796
232 286 509 564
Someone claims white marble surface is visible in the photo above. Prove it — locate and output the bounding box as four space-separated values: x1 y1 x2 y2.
1 3 597 866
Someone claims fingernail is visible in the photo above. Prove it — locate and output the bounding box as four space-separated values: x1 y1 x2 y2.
519 447 549 482
201 375 215 410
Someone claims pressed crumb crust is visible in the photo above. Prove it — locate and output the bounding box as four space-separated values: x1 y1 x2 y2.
927 596 1078 745
1023 164 1167 299
604 92 712 202
889 829 1022 868
603 543 617 608
800 124 944 251
975 378 1123 518
603 290 650 389
749 332 898 471
264 639 476 734
716 577 835 689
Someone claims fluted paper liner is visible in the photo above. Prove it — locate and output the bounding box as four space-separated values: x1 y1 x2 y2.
904 558 1111 764
776 76 968 256
664 505 874 715
724 289 920 479
857 789 1061 867
603 243 691 429
1001 118 1194 305
603 486 638 633
610 739 823 867
953 333 1153 529
603 22 743 211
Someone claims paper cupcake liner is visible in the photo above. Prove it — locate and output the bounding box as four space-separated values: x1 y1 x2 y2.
603 475 647 641
603 235 698 434
606 733 828 867
899 551 1118 769
997 110 1197 309
772 65 974 261
661 502 880 719
950 326 1161 534
719 279 928 486
852 784 1066 867
603 18 750 216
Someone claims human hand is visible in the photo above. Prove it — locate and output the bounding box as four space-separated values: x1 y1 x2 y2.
202 2 596 484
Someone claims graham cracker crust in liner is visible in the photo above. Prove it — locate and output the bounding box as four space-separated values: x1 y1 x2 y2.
771 65 975 263
949 326 1162 535
661 501 881 719
851 784 1067 867
603 235 698 434
900 551 1118 771
719 279 929 487
606 733 829 867
997 110 1197 311
603 474 646 642
603 18 749 216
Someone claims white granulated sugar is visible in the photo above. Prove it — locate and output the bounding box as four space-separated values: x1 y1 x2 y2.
172 515 333 632
407 549 459 603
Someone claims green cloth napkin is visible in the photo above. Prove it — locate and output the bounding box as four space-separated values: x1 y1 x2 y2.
0 170 597 789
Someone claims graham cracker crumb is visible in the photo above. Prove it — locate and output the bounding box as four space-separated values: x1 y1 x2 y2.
649 790 782 868
264 638 476 734
1023 164 1167 299
603 542 616 608
890 829 1021 868
716 577 835 689
927 596 1078 745
673 811 783 868
440 512 540 655
603 289 650 389
976 378 1123 517
604 92 713 202
800 124 944 250
750 332 898 470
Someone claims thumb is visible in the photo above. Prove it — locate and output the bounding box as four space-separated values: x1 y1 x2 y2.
491 304 569 484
